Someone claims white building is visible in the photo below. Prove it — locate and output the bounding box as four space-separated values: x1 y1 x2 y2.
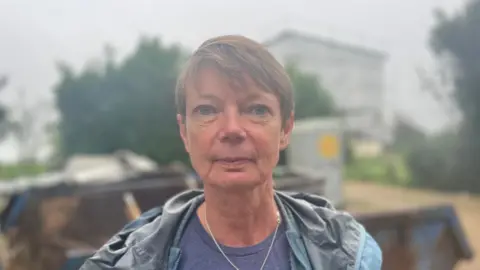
264 29 392 146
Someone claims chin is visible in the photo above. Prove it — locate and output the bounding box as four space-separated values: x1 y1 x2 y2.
211 171 263 190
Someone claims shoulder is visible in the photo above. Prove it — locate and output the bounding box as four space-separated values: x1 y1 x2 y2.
113 206 165 247
80 207 164 269
277 191 382 269
356 232 382 270
312 205 382 269
80 189 204 269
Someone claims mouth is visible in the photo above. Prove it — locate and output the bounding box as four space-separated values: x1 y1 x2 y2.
213 157 254 166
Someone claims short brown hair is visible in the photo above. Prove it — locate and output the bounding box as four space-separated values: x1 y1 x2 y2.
175 35 294 125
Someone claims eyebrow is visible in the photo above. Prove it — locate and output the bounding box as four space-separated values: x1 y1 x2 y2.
194 91 275 104
196 93 222 102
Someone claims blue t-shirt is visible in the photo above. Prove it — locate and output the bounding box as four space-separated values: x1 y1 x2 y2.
178 213 291 270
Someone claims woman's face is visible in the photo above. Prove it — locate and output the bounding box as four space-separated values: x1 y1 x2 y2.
178 68 293 190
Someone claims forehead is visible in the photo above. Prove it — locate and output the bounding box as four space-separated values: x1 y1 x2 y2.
185 67 276 101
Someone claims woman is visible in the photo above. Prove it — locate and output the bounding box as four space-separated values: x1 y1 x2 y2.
81 35 382 270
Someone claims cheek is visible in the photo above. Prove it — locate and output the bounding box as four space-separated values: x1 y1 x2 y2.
186 122 212 146
250 128 282 163
186 124 215 167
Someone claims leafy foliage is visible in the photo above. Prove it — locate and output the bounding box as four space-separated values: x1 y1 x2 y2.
406 130 459 190
286 64 335 120
55 37 187 165
428 0 480 191
346 155 411 186
0 75 10 140
391 119 427 155
0 162 47 180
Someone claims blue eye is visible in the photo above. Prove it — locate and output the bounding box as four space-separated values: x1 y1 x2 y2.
195 105 216 115
248 105 270 116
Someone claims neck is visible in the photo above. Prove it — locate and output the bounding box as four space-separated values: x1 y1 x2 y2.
198 180 278 247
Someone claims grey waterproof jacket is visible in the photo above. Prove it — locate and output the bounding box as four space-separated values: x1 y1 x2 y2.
80 190 382 270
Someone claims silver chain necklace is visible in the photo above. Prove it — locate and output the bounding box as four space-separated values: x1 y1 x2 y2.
204 205 281 270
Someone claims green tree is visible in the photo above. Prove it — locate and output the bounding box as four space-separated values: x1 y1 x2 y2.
0 75 16 141
406 129 459 190
54 37 187 165
286 64 335 120
430 0 480 191
0 75 8 139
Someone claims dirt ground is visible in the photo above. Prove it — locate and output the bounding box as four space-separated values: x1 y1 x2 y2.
344 181 480 270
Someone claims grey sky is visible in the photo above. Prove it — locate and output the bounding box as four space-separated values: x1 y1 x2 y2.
0 0 467 161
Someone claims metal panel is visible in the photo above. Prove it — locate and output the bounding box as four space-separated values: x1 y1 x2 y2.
287 117 344 206
355 205 474 270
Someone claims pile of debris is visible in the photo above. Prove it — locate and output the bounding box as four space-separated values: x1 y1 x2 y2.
0 151 196 270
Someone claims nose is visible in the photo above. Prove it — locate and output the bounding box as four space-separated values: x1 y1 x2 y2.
218 107 246 144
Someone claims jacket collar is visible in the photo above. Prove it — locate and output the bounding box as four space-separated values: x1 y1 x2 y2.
130 189 360 270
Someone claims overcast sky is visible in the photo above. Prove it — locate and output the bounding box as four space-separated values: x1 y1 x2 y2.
0 0 467 161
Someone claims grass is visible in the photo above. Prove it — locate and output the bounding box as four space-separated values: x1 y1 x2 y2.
345 155 412 186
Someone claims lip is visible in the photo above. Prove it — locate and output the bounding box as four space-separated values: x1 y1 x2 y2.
213 157 254 165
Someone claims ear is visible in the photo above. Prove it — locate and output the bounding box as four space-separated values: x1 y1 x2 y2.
280 111 294 150
177 114 190 153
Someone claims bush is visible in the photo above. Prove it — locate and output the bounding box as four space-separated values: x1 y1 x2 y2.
406 130 459 191
346 155 411 186
0 163 47 180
